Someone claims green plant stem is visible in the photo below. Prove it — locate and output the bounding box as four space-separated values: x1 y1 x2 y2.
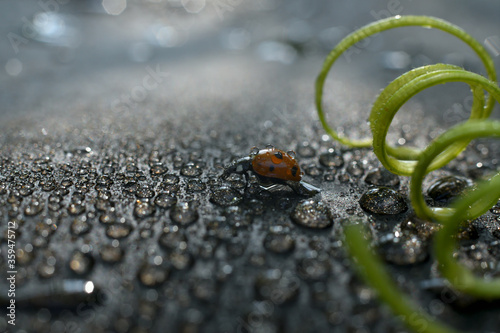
316 15 497 149
410 120 500 222
371 67 500 176
344 222 457 333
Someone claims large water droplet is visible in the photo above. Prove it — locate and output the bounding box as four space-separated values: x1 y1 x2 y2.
364 167 400 187
106 223 133 239
69 251 95 275
210 186 243 207
255 269 300 304
359 187 407 215
319 149 344 168
154 193 177 209
99 244 124 263
180 162 202 177
134 199 156 218
427 175 472 203
263 232 295 254
170 202 199 226
138 263 169 287
290 199 333 229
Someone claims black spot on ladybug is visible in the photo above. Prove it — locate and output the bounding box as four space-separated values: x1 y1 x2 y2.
269 165 275 172
274 151 283 160
291 166 298 177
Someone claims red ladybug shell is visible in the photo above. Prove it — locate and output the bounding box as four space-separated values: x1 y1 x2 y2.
251 148 302 182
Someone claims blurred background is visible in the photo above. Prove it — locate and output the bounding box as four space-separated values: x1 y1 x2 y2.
1 0 499 130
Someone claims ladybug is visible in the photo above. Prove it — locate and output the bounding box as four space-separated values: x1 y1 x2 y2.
221 146 320 196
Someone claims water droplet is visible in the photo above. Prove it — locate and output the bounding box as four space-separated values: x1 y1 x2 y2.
158 225 187 251
290 199 333 229
99 212 116 224
138 263 169 287
187 179 206 192
359 187 408 215
69 251 95 275
319 149 344 168
134 199 156 218
263 232 295 254
180 162 202 177
71 216 92 236
224 206 252 228
136 186 155 199
364 167 400 187
427 175 472 203
378 231 428 265
170 202 199 226
168 251 193 270
99 244 124 263
303 163 322 177
68 202 85 215
190 278 217 302
150 163 168 176
210 186 243 206
16 247 35 265
490 202 500 215
255 269 300 304
154 193 177 209
24 198 44 216
297 253 331 280
106 223 133 239
346 160 364 177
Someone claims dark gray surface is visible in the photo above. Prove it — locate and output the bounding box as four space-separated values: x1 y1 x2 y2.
1 1 500 332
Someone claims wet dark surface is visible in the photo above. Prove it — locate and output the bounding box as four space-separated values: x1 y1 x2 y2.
1 1 500 332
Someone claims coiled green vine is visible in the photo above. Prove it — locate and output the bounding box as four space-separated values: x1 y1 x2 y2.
316 15 500 333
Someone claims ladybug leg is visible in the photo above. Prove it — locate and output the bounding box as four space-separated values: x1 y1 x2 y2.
285 180 321 196
221 156 252 180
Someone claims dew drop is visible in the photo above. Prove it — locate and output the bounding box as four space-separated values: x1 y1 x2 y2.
134 199 156 218
427 175 472 203
359 187 408 215
263 232 295 254
69 251 95 275
138 263 169 287
71 216 92 236
106 223 133 239
290 199 333 229
364 167 400 187
170 202 199 226
180 162 202 177
210 186 243 206
154 193 177 209
99 244 124 263
255 269 299 304
319 149 344 168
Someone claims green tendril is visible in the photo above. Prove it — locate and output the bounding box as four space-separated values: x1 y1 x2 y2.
410 120 500 222
316 15 497 150
371 67 500 176
344 222 457 333
317 14 500 333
